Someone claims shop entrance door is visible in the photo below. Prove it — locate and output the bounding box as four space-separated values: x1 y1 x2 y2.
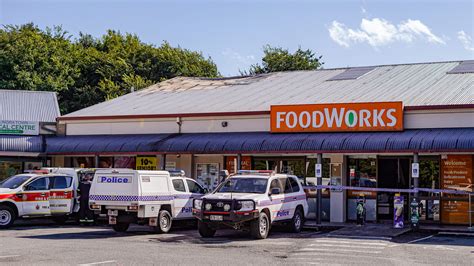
377 158 410 221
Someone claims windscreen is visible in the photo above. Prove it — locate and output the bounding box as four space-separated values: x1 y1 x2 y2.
216 178 268 194
0 175 32 189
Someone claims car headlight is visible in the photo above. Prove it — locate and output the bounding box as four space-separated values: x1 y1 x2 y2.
223 204 231 211
236 200 255 211
194 199 202 209
205 203 212 211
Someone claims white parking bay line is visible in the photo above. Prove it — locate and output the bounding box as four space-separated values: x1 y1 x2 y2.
312 239 388 246
0 255 20 259
309 243 386 249
298 248 382 254
407 235 434 244
78 260 116 266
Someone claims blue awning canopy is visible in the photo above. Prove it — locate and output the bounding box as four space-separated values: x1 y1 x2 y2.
45 128 474 155
46 134 172 154
0 135 44 153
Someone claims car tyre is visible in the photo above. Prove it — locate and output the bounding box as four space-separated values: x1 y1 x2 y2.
250 212 270 239
0 205 16 229
198 220 216 238
154 210 172 234
289 208 303 233
112 222 130 232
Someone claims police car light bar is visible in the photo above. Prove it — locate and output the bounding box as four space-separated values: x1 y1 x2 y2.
169 170 186 177
237 170 275 175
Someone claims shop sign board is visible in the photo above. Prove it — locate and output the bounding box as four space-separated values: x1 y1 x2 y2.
225 156 251 174
0 120 39 135
440 155 473 224
270 102 403 133
136 156 157 170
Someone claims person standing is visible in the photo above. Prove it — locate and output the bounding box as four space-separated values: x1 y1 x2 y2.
78 174 94 224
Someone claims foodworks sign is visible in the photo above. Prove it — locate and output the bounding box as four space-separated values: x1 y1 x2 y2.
0 120 39 135
270 102 403 133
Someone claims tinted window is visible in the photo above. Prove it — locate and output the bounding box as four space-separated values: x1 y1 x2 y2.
217 178 268 194
279 178 293 193
186 180 205 194
269 179 283 191
289 177 300 192
172 179 186 192
25 177 49 191
0 175 31 189
51 176 72 189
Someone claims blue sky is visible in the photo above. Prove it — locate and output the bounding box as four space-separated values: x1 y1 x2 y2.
1 0 473 76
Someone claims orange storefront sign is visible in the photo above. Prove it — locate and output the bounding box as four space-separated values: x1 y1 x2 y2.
270 102 403 133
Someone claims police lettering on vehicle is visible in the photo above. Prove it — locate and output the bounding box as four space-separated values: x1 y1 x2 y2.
99 176 132 183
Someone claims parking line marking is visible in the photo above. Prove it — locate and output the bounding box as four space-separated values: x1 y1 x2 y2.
311 239 388 246
309 243 386 249
407 235 434 244
78 260 116 266
0 255 20 259
298 248 382 254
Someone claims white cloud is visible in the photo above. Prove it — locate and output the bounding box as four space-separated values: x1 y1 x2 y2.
328 18 445 48
221 48 256 65
457 30 474 51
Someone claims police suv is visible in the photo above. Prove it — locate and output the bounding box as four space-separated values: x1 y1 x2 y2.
89 169 206 233
193 170 308 239
0 168 89 229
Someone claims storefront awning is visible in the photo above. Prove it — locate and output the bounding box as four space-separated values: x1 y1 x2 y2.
46 134 173 154
45 128 474 155
0 135 44 153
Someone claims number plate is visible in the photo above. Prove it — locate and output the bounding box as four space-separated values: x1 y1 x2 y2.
108 209 118 216
109 216 117 225
210 215 223 221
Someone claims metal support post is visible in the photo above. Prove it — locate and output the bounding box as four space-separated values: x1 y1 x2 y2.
317 153 323 225
469 194 473 231
237 154 242 171
161 154 167 170
411 153 420 229
94 155 100 168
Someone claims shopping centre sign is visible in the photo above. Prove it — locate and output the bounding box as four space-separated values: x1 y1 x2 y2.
270 102 403 133
0 120 39 135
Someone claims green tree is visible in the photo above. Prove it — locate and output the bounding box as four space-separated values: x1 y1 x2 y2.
0 24 219 114
242 45 323 75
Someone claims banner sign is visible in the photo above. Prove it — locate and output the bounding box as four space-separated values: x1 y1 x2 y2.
393 195 404 228
270 102 403 133
0 120 39 135
136 156 157 170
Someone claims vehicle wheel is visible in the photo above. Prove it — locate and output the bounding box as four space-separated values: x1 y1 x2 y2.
52 215 69 225
154 210 172 233
0 205 16 229
289 209 303 233
250 212 270 239
112 222 130 232
198 220 216 238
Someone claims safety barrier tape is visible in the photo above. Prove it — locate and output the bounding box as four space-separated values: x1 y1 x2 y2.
302 185 474 195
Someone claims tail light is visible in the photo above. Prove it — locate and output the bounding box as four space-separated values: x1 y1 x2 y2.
127 205 139 211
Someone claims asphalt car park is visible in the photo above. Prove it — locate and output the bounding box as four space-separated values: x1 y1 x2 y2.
0 220 473 266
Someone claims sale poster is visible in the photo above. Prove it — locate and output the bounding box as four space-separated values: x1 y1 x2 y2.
393 195 404 228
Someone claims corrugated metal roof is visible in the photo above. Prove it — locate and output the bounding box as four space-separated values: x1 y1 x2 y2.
45 128 474 154
0 90 60 122
64 61 474 118
0 135 43 152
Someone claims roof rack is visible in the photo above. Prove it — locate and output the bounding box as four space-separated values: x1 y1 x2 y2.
236 170 275 176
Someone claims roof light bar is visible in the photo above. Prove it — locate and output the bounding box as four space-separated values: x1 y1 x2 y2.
237 170 275 175
169 170 186 177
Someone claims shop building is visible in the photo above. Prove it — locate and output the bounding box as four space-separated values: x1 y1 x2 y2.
0 90 60 180
47 61 474 225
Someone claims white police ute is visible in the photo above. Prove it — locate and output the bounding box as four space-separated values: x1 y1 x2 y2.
89 169 206 233
193 170 308 239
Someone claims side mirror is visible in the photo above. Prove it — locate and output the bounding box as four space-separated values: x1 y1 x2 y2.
270 188 280 195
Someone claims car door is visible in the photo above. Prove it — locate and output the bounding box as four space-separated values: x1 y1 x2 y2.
268 178 285 222
285 176 304 219
22 177 51 216
184 179 205 219
277 177 294 220
49 176 74 215
171 179 189 219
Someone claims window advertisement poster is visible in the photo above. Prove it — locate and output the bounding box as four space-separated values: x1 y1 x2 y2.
225 156 251 174
135 156 157 170
393 195 404 228
196 163 219 190
440 155 473 224
114 156 136 169
0 120 39 135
